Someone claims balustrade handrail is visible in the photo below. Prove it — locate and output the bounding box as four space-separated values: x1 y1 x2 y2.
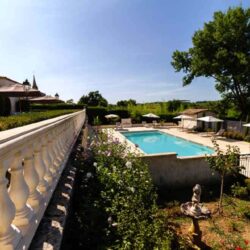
0 109 86 250
0 110 84 158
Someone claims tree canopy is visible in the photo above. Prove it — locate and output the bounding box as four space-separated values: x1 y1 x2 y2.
117 99 137 106
78 91 108 107
171 7 250 119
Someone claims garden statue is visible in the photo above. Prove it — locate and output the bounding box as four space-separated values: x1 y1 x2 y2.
180 184 211 247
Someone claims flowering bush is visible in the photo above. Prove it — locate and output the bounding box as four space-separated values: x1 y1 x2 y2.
88 131 171 249
71 130 172 249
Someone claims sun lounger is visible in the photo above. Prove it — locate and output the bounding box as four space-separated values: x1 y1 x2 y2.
214 129 225 137
121 118 132 128
152 120 159 128
115 122 122 130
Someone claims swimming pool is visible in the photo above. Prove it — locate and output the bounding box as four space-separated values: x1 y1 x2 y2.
121 131 214 157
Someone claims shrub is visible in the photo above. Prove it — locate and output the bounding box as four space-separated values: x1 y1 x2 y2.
0 110 78 131
84 131 171 249
231 182 248 198
86 107 107 124
107 109 130 119
244 178 250 192
244 135 250 142
31 103 85 110
223 131 244 140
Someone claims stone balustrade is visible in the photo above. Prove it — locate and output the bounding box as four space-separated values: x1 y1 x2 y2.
0 110 85 250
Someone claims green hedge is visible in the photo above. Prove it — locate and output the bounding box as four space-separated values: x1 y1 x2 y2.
86 106 177 125
0 110 79 131
31 104 85 110
86 107 108 124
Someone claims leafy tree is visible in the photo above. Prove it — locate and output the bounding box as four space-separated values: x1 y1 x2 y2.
206 138 242 214
78 91 108 107
167 100 182 112
116 100 127 106
117 99 136 106
66 99 74 104
172 7 250 119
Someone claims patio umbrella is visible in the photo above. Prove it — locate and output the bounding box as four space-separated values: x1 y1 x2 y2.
173 115 193 129
197 116 223 122
142 113 160 118
197 116 223 135
173 115 193 119
105 114 119 119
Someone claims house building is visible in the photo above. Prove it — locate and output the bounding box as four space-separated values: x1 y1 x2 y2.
0 76 43 115
181 108 216 129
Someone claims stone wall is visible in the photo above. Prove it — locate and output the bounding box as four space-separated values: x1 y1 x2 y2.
141 153 220 189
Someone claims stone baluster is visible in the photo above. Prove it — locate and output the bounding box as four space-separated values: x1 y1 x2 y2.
0 159 21 249
34 143 48 195
47 133 57 177
56 127 63 158
60 129 67 155
8 151 33 228
57 126 66 161
41 136 53 185
65 122 71 149
51 130 62 172
23 145 42 212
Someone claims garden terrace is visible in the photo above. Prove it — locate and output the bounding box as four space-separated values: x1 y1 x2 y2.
0 110 85 250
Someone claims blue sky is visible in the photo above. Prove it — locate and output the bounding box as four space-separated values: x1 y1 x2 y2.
0 0 249 103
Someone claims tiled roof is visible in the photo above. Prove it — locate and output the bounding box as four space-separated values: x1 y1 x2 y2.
0 76 22 87
182 109 209 115
0 77 44 97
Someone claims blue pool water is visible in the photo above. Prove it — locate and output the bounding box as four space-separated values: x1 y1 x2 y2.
121 131 214 157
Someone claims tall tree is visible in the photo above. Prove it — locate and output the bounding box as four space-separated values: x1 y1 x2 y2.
78 91 108 107
171 7 250 119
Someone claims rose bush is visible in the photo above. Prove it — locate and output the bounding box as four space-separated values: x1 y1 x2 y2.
89 131 171 249
72 130 172 250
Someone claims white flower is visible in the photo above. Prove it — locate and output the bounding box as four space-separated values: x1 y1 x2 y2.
107 216 112 224
129 187 135 193
86 172 93 179
125 161 132 169
93 162 97 167
112 222 118 227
